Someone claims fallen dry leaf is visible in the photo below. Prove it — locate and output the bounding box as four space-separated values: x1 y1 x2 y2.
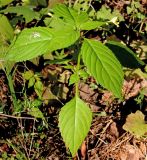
123 111 147 138
109 122 119 138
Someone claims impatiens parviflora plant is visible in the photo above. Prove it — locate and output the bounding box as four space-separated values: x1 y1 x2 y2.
2 4 145 157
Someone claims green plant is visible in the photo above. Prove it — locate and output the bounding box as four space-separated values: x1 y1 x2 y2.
0 3 145 157
126 0 147 33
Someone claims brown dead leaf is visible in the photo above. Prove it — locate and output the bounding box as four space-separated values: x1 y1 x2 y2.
109 122 119 138
120 144 145 160
119 151 127 160
42 87 58 104
125 145 140 160
139 142 146 156
79 83 98 103
122 77 147 99
99 91 114 106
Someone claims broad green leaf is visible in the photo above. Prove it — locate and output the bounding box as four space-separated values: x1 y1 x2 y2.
123 111 147 138
49 27 80 51
0 14 14 42
106 41 144 69
51 4 104 31
46 16 72 30
0 6 40 23
0 15 14 69
0 0 13 6
59 96 92 156
81 38 123 98
80 21 106 30
53 4 88 29
6 27 80 62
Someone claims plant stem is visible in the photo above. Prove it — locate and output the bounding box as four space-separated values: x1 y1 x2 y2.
75 51 81 97
5 62 18 109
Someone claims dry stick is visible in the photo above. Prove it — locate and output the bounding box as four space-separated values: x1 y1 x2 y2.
28 119 35 157
18 119 30 160
0 113 36 120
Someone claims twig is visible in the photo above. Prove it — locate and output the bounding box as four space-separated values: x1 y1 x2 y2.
18 119 30 160
0 113 36 120
28 119 35 157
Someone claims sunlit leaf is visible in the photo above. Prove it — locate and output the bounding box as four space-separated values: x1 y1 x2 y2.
0 14 14 69
6 27 80 62
48 4 105 31
81 38 124 98
0 14 14 42
53 4 88 29
80 21 105 30
59 96 92 156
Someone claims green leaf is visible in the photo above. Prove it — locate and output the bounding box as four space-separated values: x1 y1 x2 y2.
6 27 80 62
23 70 34 80
29 107 44 119
0 14 14 69
31 99 42 108
34 80 44 99
80 21 105 30
96 5 124 22
0 6 40 23
0 14 14 42
53 4 88 29
127 6 133 15
78 69 89 80
51 4 104 31
81 38 124 98
0 0 13 6
105 41 144 69
28 77 35 88
49 27 80 51
69 73 79 85
59 96 92 156
123 111 147 138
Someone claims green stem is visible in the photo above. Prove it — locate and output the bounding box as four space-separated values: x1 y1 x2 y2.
75 51 81 97
5 62 17 109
